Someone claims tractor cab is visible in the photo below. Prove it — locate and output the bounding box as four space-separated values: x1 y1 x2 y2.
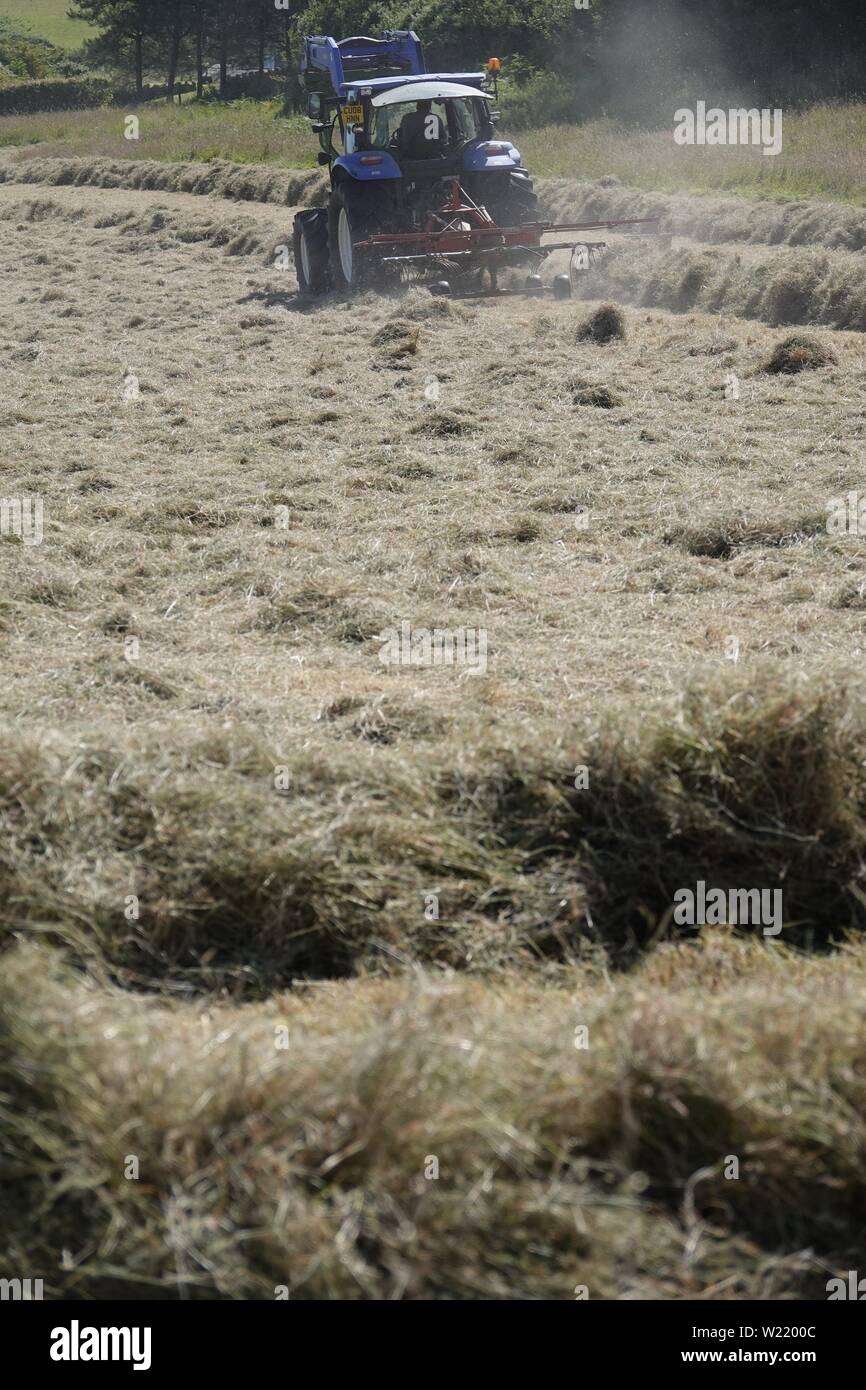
367 82 496 161
301 31 507 173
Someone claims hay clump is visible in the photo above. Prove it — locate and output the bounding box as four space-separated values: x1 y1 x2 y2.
577 302 627 343
762 332 837 374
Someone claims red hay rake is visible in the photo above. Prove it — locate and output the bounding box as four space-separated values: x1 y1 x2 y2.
354 177 657 295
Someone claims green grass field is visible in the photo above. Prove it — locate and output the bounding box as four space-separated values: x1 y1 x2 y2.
1 97 864 203
0 99 313 166
0 0 93 48
517 103 866 203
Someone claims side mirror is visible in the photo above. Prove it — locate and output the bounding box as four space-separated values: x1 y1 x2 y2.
306 93 322 120
317 151 330 165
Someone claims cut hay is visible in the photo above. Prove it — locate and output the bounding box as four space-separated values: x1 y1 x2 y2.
762 332 838 374
576 302 627 343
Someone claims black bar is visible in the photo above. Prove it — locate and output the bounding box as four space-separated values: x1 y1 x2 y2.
6 1297 861 1376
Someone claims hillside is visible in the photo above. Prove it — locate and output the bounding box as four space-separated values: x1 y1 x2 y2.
0 0 93 49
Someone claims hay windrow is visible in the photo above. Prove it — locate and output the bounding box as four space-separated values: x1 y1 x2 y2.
3 157 866 329
1 673 864 989
577 238 866 331
0 155 328 208
4 932 866 1299
539 176 866 252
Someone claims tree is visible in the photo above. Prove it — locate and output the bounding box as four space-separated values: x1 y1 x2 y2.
276 1 305 92
156 0 198 99
191 0 207 97
69 0 162 93
212 0 237 94
239 0 282 75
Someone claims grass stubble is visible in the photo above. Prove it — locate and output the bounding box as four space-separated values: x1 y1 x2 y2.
1 167 866 1299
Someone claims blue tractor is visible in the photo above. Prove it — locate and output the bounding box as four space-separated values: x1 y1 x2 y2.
293 31 654 296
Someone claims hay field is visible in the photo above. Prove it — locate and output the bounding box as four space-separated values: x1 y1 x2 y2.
2 161 866 1299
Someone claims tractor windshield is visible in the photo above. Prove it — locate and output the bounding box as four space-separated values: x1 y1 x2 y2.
370 96 489 156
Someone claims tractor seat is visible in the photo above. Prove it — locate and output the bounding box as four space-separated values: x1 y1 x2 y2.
397 110 446 159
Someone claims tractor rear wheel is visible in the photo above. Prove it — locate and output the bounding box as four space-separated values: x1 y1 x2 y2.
328 182 378 293
293 209 329 295
475 170 539 229
490 170 539 227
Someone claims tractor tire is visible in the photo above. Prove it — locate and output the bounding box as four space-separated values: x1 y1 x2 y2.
487 170 539 228
293 209 329 295
328 181 380 293
508 171 539 222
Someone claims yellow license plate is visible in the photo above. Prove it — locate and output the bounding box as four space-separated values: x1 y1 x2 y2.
342 104 364 126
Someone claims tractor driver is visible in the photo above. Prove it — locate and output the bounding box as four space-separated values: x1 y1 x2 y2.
397 100 446 159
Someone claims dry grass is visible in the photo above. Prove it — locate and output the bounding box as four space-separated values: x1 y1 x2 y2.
541 175 866 252
578 236 866 332
7 152 866 260
0 152 327 208
5 932 866 1299
2 170 866 1298
576 303 627 344
5 156 866 334
763 333 839 375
